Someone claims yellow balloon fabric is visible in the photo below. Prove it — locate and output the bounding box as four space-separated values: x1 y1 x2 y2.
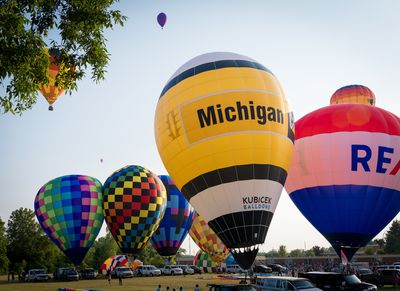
154 52 294 269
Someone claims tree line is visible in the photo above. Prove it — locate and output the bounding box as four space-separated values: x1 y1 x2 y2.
0 207 183 275
1 207 400 275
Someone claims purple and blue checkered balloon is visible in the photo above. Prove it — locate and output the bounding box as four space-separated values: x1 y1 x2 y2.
34 175 104 266
150 175 194 257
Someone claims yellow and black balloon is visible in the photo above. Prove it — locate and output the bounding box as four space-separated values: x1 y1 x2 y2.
154 52 294 269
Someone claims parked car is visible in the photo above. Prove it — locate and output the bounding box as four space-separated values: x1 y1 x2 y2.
25 269 48 282
161 265 183 275
61 268 79 281
252 276 322 291
226 264 245 274
53 267 79 281
175 265 194 274
79 268 97 279
267 264 288 274
253 264 272 274
135 265 162 276
356 268 380 285
378 269 400 286
189 265 203 274
112 266 133 278
299 271 377 291
207 283 257 291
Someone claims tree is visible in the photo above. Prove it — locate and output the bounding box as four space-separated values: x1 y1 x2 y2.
374 238 385 249
278 245 287 257
0 0 126 114
6 207 52 272
0 217 9 274
384 220 400 254
136 244 165 267
82 231 119 269
311 246 325 256
289 249 305 257
265 249 279 257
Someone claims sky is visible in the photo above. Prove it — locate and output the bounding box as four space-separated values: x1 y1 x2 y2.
1 0 400 255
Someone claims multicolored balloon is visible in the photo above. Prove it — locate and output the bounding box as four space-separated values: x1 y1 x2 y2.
150 175 194 257
193 250 217 273
285 94 400 262
39 48 66 111
103 165 167 255
154 52 294 269
157 12 167 28
100 255 142 274
189 213 229 264
330 84 375 106
34 175 104 266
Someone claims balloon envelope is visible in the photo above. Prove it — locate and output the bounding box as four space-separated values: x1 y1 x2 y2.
330 84 375 106
285 103 400 262
103 165 167 255
193 250 217 273
100 255 142 274
189 212 230 263
157 12 167 28
150 175 194 257
39 48 66 110
154 52 294 269
34 175 104 266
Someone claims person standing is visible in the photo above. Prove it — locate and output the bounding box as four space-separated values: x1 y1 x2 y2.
194 284 201 291
157 284 162 291
107 270 111 285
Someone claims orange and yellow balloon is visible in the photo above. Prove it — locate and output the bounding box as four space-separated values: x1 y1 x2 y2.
39 48 65 111
330 84 375 106
189 213 229 264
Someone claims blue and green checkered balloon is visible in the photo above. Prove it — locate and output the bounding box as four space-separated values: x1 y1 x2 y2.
34 175 104 266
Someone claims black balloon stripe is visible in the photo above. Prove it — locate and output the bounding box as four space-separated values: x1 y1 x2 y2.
208 210 273 249
159 59 274 98
181 164 287 200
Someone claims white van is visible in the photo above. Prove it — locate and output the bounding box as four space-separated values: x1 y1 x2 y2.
253 276 322 291
226 264 245 273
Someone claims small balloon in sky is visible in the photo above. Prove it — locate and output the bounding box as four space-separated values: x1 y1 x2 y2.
157 12 167 28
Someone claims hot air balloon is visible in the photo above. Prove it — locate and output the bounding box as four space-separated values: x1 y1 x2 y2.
100 255 143 274
150 175 194 258
103 165 167 256
193 250 217 273
189 213 230 264
157 12 167 28
330 84 376 106
39 48 66 111
34 175 104 266
285 91 400 263
154 52 294 269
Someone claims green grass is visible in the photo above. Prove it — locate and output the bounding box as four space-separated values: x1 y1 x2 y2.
0 274 233 291
1 275 400 291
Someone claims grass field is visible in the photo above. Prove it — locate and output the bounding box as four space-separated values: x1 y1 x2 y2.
0 274 237 291
0 275 400 291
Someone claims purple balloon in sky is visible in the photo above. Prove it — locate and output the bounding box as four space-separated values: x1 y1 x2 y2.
157 12 167 28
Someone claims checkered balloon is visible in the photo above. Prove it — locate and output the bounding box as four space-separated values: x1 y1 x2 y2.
150 175 194 257
34 175 104 266
193 249 217 273
103 165 167 255
189 212 230 263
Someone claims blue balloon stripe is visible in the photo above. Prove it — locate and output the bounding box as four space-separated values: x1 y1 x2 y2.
290 185 400 236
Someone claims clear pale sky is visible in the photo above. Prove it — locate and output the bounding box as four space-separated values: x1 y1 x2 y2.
1 1 400 255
